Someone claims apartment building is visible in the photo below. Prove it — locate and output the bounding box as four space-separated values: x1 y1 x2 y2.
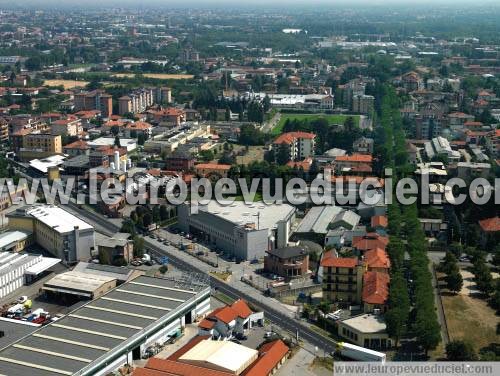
118 88 154 115
352 94 374 114
0 118 8 142
272 131 316 162
321 252 365 304
50 117 81 136
74 90 113 118
15 133 62 161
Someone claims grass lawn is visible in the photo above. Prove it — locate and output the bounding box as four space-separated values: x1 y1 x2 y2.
312 357 333 372
441 293 499 353
210 271 232 282
231 192 263 202
213 291 235 305
272 113 360 136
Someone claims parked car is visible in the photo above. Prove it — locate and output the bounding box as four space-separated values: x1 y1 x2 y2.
264 331 274 338
235 333 247 340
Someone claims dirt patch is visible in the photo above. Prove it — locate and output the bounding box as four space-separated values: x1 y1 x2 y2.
43 79 89 89
442 293 499 352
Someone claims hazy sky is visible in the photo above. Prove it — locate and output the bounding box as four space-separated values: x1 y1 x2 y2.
0 0 498 7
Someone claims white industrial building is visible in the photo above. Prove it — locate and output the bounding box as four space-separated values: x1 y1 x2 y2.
0 274 211 376
0 252 60 299
7 205 96 264
178 201 296 261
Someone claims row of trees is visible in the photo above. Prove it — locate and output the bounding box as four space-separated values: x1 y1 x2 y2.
378 88 442 357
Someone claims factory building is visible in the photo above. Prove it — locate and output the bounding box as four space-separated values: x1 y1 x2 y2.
178 201 296 261
7 205 95 264
0 252 60 299
0 274 211 376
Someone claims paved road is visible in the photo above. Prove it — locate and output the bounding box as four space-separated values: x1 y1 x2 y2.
63 201 337 355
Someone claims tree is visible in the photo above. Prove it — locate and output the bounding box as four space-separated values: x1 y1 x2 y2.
137 133 146 145
133 236 145 257
276 144 290 165
160 205 169 221
445 267 463 294
142 213 152 228
446 340 478 361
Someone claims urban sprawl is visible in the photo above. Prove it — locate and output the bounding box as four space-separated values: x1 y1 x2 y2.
0 3 499 376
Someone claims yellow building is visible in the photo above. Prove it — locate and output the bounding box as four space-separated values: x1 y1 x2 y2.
320 252 365 304
18 134 62 161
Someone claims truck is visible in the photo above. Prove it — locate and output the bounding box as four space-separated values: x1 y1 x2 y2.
336 342 386 363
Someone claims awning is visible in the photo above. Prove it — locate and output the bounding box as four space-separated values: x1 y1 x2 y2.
25 257 61 276
42 286 92 298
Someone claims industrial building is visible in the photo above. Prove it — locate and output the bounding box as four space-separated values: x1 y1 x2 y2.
178 201 296 261
42 270 118 301
133 335 290 376
0 230 32 252
0 274 211 376
0 252 60 299
7 205 95 264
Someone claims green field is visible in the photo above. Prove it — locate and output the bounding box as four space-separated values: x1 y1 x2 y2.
272 113 360 135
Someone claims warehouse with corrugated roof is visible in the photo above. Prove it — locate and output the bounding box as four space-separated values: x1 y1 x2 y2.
0 274 211 376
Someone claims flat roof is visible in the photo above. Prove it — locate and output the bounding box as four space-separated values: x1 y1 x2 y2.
26 205 93 234
179 339 258 374
0 275 209 376
43 271 116 294
0 230 31 251
24 257 61 276
197 201 295 231
340 313 387 334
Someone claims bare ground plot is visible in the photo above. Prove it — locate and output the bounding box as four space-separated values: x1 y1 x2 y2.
43 79 89 89
235 145 266 165
441 294 499 353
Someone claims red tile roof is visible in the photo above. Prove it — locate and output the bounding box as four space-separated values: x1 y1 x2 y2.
64 140 89 150
479 217 500 233
321 255 358 268
335 154 373 163
195 163 231 171
364 248 391 269
242 340 289 376
198 318 216 330
371 215 388 228
352 234 388 252
140 357 232 376
231 299 252 319
126 121 152 130
274 131 315 145
362 271 390 305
